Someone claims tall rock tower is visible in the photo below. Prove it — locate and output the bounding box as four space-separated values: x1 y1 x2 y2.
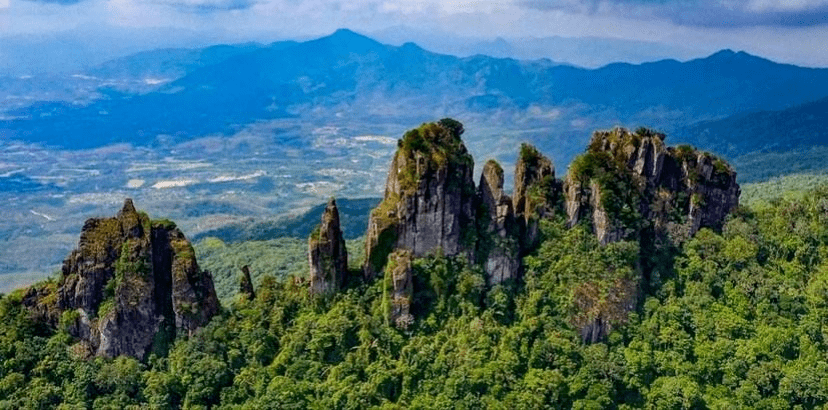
56 199 219 359
363 119 477 279
308 198 349 295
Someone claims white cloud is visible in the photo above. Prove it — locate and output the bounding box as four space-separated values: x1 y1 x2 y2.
0 0 9 8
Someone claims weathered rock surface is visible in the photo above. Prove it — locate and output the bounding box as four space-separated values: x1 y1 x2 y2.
309 198 349 295
364 119 476 279
512 143 561 252
239 265 256 300
356 122 740 342
476 160 520 285
384 250 414 329
563 127 740 341
52 199 219 359
565 127 740 245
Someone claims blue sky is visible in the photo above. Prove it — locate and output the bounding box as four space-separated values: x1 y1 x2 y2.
1 0 827 66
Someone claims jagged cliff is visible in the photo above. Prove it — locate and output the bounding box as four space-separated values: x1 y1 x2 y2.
363 119 477 280
512 144 561 252
565 127 740 245
563 127 740 341
352 121 739 342
309 198 349 295
476 160 520 284
44 199 219 359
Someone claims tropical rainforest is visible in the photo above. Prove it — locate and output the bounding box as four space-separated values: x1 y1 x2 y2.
3 147 828 410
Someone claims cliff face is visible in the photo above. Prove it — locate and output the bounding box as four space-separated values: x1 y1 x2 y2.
384 250 414 329
565 127 740 245
54 199 218 359
309 198 349 295
477 160 520 285
239 265 256 300
563 127 740 341
364 119 476 279
513 144 561 251
353 122 740 342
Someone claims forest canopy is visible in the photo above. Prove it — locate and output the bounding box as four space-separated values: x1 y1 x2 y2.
2 176 828 408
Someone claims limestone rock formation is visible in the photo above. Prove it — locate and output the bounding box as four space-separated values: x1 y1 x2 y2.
565 127 740 245
512 143 561 252
563 127 740 342
364 119 476 279
309 198 349 295
384 250 414 329
54 199 219 359
476 160 520 285
239 265 256 300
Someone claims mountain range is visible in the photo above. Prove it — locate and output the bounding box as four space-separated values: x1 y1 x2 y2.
4 29 828 165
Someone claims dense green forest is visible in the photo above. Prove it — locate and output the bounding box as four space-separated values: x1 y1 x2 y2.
2 176 828 408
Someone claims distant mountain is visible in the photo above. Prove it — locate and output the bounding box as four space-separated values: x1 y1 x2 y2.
669 96 828 182
0 25 233 76
369 25 700 67
3 29 828 151
676 96 828 158
86 43 270 84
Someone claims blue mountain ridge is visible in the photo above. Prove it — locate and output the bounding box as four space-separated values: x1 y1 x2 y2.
2 29 828 150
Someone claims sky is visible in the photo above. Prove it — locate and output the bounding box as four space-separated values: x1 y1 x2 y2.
1 0 827 67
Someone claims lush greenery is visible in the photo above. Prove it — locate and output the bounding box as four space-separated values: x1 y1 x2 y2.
192 198 381 244
7 181 828 408
195 236 365 303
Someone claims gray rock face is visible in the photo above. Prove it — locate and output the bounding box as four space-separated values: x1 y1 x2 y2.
477 160 520 285
54 199 219 359
364 120 476 279
512 143 560 252
239 265 256 300
385 250 414 329
309 198 349 295
564 127 740 245
563 127 740 342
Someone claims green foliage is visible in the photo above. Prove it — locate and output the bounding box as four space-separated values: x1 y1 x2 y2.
569 150 641 233
9 180 828 408
395 121 472 194
152 218 177 230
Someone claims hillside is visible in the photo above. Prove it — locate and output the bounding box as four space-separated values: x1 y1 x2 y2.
667 96 828 182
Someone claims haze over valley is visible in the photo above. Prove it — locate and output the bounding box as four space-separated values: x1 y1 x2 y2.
2 28 828 291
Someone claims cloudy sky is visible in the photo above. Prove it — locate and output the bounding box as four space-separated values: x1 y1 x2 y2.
1 0 827 66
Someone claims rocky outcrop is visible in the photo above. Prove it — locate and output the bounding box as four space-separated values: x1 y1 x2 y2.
309 198 349 295
512 144 561 252
476 160 520 285
563 127 740 342
565 127 740 245
363 119 476 279
53 199 219 359
355 122 739 341
240 265 256 300
384 250 414 329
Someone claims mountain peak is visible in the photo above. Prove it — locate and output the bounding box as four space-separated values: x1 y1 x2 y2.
310 28 384 52
328 28 374 42
706 49 763 62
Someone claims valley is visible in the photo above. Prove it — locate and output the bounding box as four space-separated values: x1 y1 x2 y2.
3 30 828 293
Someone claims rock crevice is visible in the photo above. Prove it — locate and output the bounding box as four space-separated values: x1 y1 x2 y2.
55 199 219 359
